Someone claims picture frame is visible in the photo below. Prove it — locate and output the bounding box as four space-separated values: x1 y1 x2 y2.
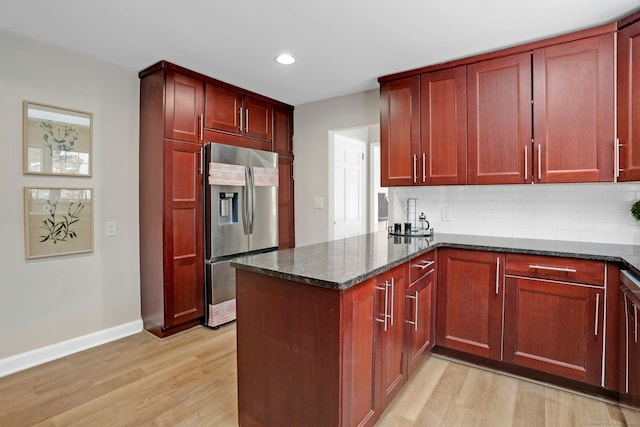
23 101 93 176
24 187 94 259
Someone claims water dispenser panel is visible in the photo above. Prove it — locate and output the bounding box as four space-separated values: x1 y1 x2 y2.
219 192 238 225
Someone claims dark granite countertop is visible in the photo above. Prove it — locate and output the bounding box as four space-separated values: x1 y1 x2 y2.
231 231 640 290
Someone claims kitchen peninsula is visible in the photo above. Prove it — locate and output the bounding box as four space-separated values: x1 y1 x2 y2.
232 232 640 427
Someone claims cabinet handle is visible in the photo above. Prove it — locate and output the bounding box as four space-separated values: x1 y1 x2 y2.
422 153 427 183
413 154 417 183
239 107 243 132
524 145 528 181
616 138 626 178
537 144 542 180
495 257 500 295
406 291 419 331
199 146 204 175
390 277 395 326
375 282 389 332
245 108 249 132
199 114 204 141
415 260 435 270
594 293 600 336
528 264 577 273
635 304 638 343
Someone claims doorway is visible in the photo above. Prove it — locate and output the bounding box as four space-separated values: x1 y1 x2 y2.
329 125 382 241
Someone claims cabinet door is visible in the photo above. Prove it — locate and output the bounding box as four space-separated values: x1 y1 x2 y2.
503 277 604 385
345 277 378 427
243 96 273 142
273 105 293 156
164 141 205 327
204 83 242 134
533 33 614 183
421 66 467 185
165 72 204 143
617 21 640 182
380 76 421 186
468 53 532 184
277 156 295 249
437 249 503 361
376 264 408 409
406 267 436 374
624 292 640 407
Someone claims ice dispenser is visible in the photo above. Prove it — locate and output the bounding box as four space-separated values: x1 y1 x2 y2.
219 192 238 225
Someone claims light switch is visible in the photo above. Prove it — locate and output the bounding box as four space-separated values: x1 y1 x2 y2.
106 221 118 237
313 197 324 209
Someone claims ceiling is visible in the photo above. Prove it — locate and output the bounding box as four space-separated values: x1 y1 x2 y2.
0 0 638 106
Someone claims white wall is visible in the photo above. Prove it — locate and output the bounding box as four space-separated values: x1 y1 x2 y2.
391 182 640 245
293 90 380 246
0 30 141 365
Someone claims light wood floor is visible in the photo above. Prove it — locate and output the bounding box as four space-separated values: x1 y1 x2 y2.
1 324 638 426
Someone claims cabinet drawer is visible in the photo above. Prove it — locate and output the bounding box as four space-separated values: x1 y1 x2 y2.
505 253 604 286
409 251 436 283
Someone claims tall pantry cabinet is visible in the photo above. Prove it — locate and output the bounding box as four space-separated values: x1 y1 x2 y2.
139 61 295 337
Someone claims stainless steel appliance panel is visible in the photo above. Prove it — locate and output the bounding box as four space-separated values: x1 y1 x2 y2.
208 184 248 258
208 259 236 304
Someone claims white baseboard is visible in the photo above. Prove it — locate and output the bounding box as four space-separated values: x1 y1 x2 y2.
0 319 143 378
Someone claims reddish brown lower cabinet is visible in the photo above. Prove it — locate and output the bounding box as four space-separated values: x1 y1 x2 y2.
236 262 410 427
620 271 640 408
503 276 604 385
437 248 504 361
406 251 436 374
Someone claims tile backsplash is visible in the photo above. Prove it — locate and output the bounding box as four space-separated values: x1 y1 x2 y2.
390 182 640 245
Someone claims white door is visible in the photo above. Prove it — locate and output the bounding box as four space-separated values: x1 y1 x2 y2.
334 135 366 239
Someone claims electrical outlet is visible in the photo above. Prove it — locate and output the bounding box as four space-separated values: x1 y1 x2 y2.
106 221 117 237
313 197 324 209
441 207 452 222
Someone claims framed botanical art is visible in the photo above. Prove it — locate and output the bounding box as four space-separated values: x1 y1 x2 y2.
24 187 94 259
23 101 93 176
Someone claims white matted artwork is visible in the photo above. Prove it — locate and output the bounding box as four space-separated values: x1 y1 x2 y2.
23 101 92 176
24 187 94 259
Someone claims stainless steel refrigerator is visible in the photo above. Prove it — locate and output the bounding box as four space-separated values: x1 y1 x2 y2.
204 142 279 328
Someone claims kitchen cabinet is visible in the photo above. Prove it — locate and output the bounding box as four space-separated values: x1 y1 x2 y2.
420 66 467 185
436 248 504 361
532 33 614 183
376 263 408 409
164 71 204 144
620 271 640 408
139 63 206 337
235 260 408 427
380 76 421 186
204 82 272 148
406 251 436 374
273 105 295 249
504 254 605 386
467 52 532 184
139 61 294 337
379 26 616 187
617 15 640 182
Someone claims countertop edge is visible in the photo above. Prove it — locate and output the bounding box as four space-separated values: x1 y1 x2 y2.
232 235 640 290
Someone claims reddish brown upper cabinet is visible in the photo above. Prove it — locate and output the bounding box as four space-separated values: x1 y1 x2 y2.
617 16 640 182
405 251 437 375
380 76 421 186
437 248 504 361
273 105 295 249
504 254 605 386
204 82 272 148
421 67 467 185
532 33 615 183
467 53 532 184
164 71 205 144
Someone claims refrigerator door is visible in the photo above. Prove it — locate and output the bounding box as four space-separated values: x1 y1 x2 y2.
247 149 279 251
205 258 237 328
206 144 250 258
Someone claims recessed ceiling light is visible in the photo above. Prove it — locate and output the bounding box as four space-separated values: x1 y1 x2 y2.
275 54 296 65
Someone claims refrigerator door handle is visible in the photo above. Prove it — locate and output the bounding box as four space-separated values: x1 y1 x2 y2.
248 166 256 234
241 166 250 235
